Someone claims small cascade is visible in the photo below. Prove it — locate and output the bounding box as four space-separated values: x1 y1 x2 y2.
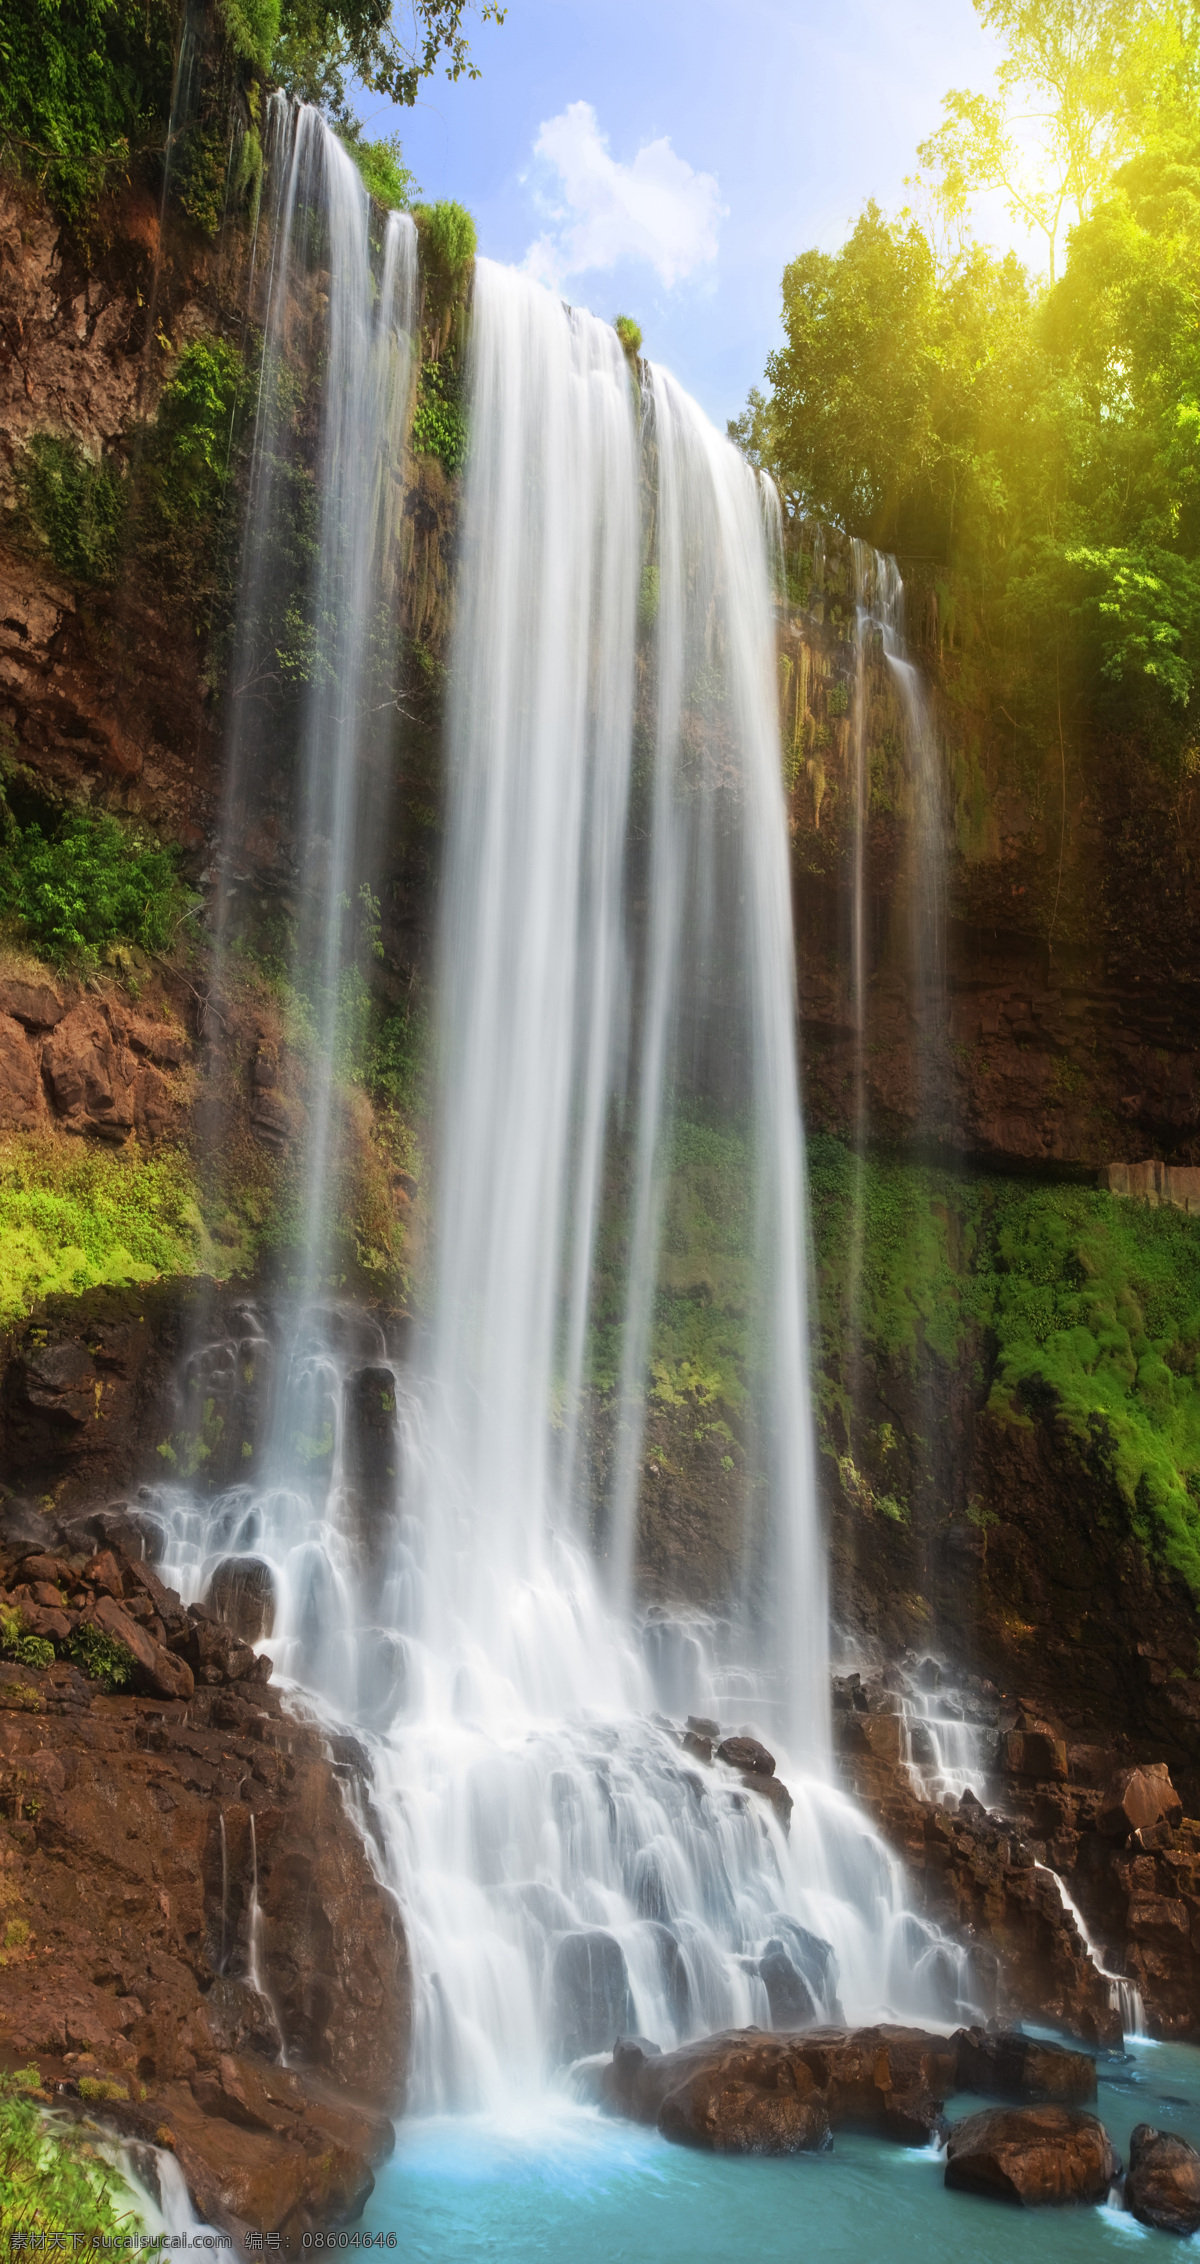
1036 1864 1147 2040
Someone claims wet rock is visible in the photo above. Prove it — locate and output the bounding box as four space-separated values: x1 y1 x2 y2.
944 2105 1119 2205
550 1930 635 2062
602 2025 958 2147
953 2028 1097 2104
1124 2123 1200 2236
1097 1763 1183 1841
686 1715 720 1738
175 1607 265 1687
716 1735 775 1777
658 2067 832 2154
1000 1726 1069 1780
746 1773 794 1828
205 1556 276 1644
759 1938 819 2026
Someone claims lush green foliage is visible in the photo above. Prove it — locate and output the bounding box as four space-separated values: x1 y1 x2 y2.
0 1607 55 1672
613 315 642 362
67 1620 135 1688
0 0 179 216
0 1135 202 1322
0 799 189 969
809 1135 1200 1597
0 2071 153 2246
14 437 126 582
414 197 477 277
274 0 504 127
339 127 416 208
411 357 467 474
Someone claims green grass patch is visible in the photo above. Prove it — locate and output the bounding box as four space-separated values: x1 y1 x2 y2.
0 1136 203 1325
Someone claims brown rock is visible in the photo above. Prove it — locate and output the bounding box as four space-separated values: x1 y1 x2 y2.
134 1061 181 1144
83 1549 125 1597
20 1555 72 1586
658 2068 831 2153
716 1735 775 1777
42 1008 137 1142
91 1594 194 1700
746 1773 794 1828
1097 1763 1183 1840
0 975 65 1029
1000 1728 1069 1780
205 1557 276 1644
953 2028 1096 2104
944 2105 1119 2205
0 1014 42 1132
1125 2124 1200 2236
122 1015 185 1067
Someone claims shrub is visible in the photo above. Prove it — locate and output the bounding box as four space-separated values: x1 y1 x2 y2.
0 800 190 970
0 0 178 218
67 1622 135 1691
413 199 476 280
339 129 416 210
614 314 642 362
411 359 467 475
0 1608 54 1673
15 436 127 583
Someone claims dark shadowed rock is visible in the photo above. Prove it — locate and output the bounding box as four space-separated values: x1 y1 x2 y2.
944 2105 1118 2205
953 2027 1097 2104
1097 1763 1183 1841
206 1555 276 1644
550 1931 635 2062
1124 2124 1200 2235
716 1735 775 1776
602 2024 958 2148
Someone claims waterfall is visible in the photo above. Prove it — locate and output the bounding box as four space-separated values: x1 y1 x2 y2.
155 211 978 2124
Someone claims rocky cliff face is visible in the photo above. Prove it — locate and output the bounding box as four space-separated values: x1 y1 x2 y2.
0 1503 410 2233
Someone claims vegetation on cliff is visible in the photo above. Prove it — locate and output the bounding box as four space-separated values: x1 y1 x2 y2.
810 1136 1200 1600
0 2069 153 2249
0 1137 203 1325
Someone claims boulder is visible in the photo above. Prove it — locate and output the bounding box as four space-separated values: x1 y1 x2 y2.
1097 1763 1183 1840
716 1735 775 1777
953 2028 1096 2104
944 2105 1119 2205
1124 2124 1200 2236
549 1931 635 2062
602 2025 957 2149
999 1728 1069 1781
175 1608 265 1687
658 2067 831 2154
0 974 64 1029
91 1594 194 1701
205 1556 276 1644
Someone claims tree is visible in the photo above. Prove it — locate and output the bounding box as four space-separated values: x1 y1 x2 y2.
274 0 506 125
912 0 1193 280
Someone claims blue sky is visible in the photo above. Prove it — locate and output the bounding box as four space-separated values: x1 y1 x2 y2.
361 0 1010 428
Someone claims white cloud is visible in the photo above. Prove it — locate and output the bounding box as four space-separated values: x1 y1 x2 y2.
523 101 724 292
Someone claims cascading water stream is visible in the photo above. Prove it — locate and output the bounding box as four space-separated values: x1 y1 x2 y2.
155 184 980 2127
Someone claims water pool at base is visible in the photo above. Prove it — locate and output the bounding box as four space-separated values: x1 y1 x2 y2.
361 2040 1200 2260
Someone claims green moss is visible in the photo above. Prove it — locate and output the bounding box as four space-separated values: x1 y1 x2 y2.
0 1136 203 1325
614 314 642 362
810 1134 1200 1598
0 2070 154 2246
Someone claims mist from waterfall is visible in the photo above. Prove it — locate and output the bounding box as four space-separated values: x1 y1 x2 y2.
154 165 978 2124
